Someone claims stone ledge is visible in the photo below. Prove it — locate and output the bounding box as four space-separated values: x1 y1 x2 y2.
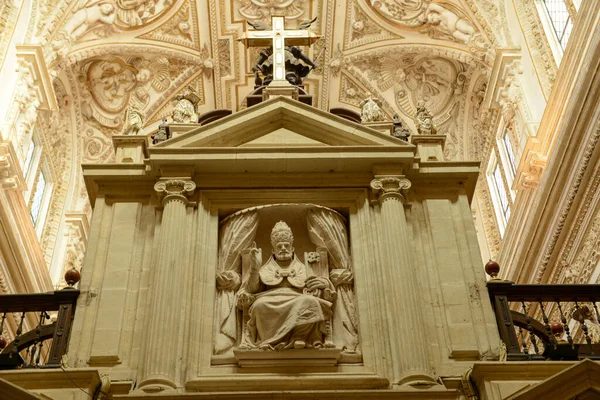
185 372 389 392
119 388 461 399
233 348 341 368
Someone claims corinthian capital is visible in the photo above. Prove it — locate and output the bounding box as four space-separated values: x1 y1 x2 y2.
154 179 196 207
370 176 411 204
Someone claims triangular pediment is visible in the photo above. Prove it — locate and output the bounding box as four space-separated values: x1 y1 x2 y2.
508 359 600 400
154 96 406 148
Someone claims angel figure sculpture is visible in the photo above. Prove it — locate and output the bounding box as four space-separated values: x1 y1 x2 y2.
360 95 385 123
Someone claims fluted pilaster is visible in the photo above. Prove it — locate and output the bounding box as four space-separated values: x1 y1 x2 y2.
370 176 436 387
138 179 196 391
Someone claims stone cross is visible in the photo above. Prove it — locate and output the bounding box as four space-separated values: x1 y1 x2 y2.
241 15 319 87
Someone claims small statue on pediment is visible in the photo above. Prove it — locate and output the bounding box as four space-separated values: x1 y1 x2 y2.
172 86 200 123
237 221 336 350
151 118 170 145
392 114 411 141
415 100 437 135
122 106 145 135
359 94 385 123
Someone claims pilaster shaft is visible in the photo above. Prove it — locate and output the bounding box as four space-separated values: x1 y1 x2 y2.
138 179 196 391
370 176 436 386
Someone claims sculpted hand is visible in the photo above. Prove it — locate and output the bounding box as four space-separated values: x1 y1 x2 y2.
238 292 255 308
249 241 260 272
305 276 328 290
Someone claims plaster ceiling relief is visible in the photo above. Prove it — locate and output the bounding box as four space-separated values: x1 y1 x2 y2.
368 0 430 28
138 0 200 50
350 50 469 117
345 0 403 49
47 0 181 58
362 0 491 61
238 0 308 22
75 54 196 129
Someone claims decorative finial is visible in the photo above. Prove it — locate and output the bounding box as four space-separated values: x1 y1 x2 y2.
64 266 81 288
550 322 566 343
484 259 500 280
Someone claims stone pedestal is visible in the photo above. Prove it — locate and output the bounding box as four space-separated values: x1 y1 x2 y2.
263 85 299 101
112 135 149 163
411 134 446 162
233 348 341 368
363 122 393 136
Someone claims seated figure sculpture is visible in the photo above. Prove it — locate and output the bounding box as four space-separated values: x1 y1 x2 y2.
237 221 336 350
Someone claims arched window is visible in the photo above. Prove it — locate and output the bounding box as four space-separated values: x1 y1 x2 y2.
536 0 577 61
542 0 574 49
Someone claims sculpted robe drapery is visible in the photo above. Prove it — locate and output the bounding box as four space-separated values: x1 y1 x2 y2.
241 255 334 348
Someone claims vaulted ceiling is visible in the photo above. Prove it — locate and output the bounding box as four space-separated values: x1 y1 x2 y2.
27 0 544 242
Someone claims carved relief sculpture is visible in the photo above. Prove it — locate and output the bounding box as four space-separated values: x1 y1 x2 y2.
415 100 437 134
52 1 116 55
122 106 145 135
424 3 476 44
214 205 360 358
172 85 200 123
237 221 336 350
360 94 385 123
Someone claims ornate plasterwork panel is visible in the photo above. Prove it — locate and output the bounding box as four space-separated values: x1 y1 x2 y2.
344 0 402 49
138 0 200 51
74 54 196 129
39 79 75 267
511 0 557 98
368 0 430 28
238 0 308 21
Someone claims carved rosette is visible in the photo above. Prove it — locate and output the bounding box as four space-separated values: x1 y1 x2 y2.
154 179 196 207
370 176 412 203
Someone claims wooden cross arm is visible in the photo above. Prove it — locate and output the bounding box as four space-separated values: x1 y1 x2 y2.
237 34 322 48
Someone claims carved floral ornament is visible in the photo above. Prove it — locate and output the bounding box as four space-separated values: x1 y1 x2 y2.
154 179 196 206
370 176 412 203
239 0 308 21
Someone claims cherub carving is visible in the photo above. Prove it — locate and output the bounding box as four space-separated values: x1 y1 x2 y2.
424 3 476 44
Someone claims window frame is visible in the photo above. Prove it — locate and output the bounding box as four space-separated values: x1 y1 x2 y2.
30 158 54 237
487 153 512 237
534 0 574 62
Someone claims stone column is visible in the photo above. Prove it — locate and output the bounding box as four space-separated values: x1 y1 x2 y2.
370 176 436 387
138 179 196 391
